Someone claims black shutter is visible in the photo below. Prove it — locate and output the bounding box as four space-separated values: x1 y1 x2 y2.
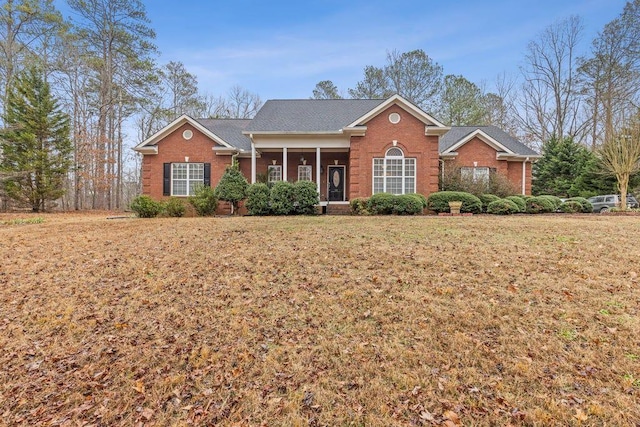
163 163 171 196
204 163 211 187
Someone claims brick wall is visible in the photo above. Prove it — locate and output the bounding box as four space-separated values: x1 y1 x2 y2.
349 105 440 199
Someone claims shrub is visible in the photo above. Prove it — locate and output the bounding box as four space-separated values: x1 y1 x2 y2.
165 197 185 217
393 194 424 215
246 183 271 215
215 165 248 215
407 193 427 209
426 191 482 214
441 164 520 197
558 200 583 213
270 181 295 215
504 195 526 213
293 180 319 215
566 197 593 213
536 195 563 210
479 194 501 212
130 195 163 218
188 185 218 216
367 193 396 215
350 198 369 215
526 196 556 214
487 198 520 215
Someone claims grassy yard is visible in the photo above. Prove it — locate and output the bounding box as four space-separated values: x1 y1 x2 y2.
1 213 639 426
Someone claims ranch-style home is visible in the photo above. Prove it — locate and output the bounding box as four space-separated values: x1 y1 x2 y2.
133 94 539 213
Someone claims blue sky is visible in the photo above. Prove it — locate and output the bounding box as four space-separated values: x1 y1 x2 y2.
64 0 628 100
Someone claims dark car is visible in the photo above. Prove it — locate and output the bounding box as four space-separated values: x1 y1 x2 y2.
587 194 639 213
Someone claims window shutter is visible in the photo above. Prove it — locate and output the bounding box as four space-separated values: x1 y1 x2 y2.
204 163 211 186
163 163 171 196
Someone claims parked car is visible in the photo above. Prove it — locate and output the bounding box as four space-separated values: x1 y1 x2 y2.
587 194 639 213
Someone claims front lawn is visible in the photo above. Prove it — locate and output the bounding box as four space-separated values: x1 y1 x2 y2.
1 214 638 425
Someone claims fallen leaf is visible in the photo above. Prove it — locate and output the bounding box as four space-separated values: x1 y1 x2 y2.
574 409 588 422
444 410 461 425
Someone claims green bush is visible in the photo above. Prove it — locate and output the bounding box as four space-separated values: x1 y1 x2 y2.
479 194 501 212
426 191 482 214
487 198 520 215
270 181 295 215
246 183 271 215
350 198 369 215
558 200 583 213
130 195 163 218
536 195 563 210
566 197 593 213
188 185 218 216
505 195 526 213
526 196 556 214
293 180 319 215
215 165 248 215
367 193 396 215
407 193 427 209
165 197 185 217
393 194 424 215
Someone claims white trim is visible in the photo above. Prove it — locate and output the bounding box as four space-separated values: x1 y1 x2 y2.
282 147 288 182
372 148 417 195
327 165 346 202
316 147 321 195
346 94 448 128
443 129 513 155
251 143 256 184
298 165 312 181
170 162 204 197
252 137 351 149
133 114 234 153
134 146 158 155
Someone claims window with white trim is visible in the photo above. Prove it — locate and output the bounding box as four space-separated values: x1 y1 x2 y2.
461 166 490 183
172 163 204 196
268 165 282 183
298 165 312 181
373 147 416 194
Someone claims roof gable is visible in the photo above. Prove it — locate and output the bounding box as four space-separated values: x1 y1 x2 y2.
133 115 251 153
346 94 447 128
440 126 539 157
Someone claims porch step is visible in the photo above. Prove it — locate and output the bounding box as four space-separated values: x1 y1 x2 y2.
326 203 351 215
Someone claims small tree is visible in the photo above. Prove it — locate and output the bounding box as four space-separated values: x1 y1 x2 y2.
215 164 248 215
0 67 72 212
599 125 640 210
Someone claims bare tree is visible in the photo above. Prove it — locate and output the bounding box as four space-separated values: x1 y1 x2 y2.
518 16 586 144
206 85 262 119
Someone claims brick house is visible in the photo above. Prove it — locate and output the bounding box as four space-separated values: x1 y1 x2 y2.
133 95 539 211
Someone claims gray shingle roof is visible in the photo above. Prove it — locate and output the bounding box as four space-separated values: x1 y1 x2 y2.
244 99 386 132
440 126 539 156
198 118 252 151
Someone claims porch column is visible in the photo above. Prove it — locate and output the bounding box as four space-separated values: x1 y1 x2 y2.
251 142 256 184
282 147 288 182
521 157 529 195
316 147 321 195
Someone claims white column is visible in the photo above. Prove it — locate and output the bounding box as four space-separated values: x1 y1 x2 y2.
251 143 256 184
316 147 321 195
521 159 528 195
282 147 288 182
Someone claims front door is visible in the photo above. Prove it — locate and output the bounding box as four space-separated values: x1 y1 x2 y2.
328 165 345 201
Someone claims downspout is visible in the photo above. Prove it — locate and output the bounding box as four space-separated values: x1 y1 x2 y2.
438 159 445 191
522 157 530 195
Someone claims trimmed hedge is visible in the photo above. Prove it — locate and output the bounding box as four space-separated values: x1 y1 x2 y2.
350 198 369 215
526 196 556 214
392 194 424 215
479 194 501 212
566 197 593 213
165 197 185 217
504 195 526 213
367 193 396 215
487 198 520 215
426 191 483 214
558 200 583 213
189 185 218 216
536 195 563 210
293 180 319 215
269 181 296 215
130 195 163 218
246 183 271 215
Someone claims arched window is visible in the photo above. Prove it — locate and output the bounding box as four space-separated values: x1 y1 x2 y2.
373 147 416 194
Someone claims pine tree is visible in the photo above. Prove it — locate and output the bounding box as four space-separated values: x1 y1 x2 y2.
0 67 72 211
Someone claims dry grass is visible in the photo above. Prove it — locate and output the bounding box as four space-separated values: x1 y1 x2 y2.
1 213 639 426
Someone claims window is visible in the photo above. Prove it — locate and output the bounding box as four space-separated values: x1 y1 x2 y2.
268 165 282 183
172 163 204 196
298 165 312 181
461 166 490 183
373 147 416 195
